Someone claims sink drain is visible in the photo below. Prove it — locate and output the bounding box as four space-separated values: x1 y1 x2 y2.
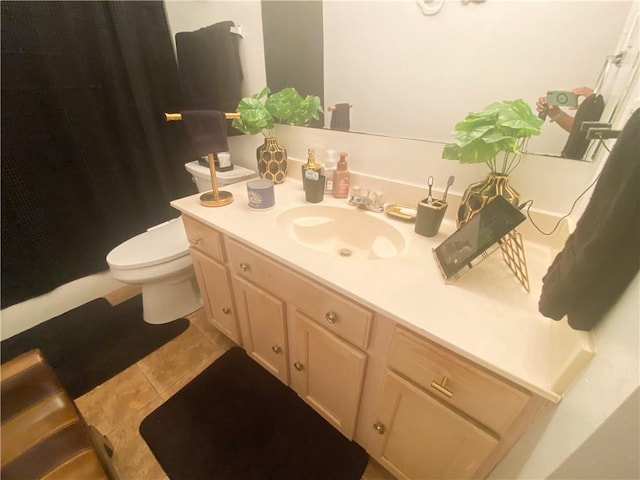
338 248 353 257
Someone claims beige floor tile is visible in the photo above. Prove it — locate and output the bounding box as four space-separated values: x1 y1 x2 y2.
107 396 169 480
75 364 160 437
157 346 231 401
187 307 235 350
362 458 397 480
137 322 226 396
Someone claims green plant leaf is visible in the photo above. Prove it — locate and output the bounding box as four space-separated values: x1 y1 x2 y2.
252 86 271 100
289 95 323 125
232 97 273 135
234 86 323 135
442 143 462 160
456 139 502 164
266 87 303 123
482 100 543 137
442 98 542 166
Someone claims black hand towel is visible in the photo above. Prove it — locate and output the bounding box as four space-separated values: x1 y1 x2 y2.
330 103 351 131
181 110 229 157
539 108 640 331
561 94 605 160
175 21 243 136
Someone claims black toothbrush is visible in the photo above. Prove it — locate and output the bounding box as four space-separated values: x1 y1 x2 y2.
442 175 455 203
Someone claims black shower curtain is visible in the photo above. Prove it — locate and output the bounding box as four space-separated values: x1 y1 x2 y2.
1 2 197 308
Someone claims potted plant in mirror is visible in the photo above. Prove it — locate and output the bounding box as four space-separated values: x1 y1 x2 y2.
232 87 323 184
442 99 543 226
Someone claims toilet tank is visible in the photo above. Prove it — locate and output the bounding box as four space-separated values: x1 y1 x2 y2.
184 161 256 192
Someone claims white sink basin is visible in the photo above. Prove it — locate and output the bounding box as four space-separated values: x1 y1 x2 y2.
276 205 406 260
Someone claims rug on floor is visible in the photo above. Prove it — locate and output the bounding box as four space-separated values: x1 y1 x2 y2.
140 346 369 480
0 295 190 398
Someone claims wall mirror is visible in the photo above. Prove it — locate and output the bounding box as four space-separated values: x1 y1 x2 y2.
261 1 634 162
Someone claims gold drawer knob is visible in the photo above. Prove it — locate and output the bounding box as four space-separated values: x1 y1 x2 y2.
189 238 201 246
325 311 338 324
293 362 304 372
430 376 453 398
239 262 250 272
373 422 386 435
222 307 232 315
272 345 282 354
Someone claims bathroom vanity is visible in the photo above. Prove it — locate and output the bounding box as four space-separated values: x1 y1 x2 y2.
172 179 594 479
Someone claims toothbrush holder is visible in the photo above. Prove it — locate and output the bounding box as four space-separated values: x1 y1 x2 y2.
414 199 448 237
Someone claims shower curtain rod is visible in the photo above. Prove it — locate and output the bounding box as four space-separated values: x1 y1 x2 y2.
164 112 240 121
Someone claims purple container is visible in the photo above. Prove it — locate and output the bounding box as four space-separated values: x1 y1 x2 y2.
247 179 275 210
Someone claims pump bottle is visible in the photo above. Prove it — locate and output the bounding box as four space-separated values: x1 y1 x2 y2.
323 149 337 194
332 152 350 198
301 148 323 190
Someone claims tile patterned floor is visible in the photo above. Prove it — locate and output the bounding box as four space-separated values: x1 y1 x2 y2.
75 293 394 480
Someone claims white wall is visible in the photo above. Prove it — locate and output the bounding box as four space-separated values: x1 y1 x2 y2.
548 387 639 480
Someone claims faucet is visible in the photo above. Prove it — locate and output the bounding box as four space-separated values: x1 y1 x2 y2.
348 186 385 212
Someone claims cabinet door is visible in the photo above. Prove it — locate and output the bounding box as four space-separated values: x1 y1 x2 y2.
292 311 367 440
190 248 240 343
369 371 498 480
233 275 289 384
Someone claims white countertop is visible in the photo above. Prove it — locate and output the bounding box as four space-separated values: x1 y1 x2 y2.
171 179 594 402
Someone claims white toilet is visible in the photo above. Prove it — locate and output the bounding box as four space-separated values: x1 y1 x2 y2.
106 161 255 324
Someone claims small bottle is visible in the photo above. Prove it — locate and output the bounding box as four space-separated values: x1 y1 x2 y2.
323 149 337 194
332 152 350 198
301 148 323 190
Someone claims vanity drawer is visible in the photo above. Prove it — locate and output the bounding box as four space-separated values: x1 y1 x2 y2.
387 328 530 435
182 214 225 263
226 238 372 349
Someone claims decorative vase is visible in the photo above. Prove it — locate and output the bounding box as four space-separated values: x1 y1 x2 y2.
256 137 287 184
456 173 520 227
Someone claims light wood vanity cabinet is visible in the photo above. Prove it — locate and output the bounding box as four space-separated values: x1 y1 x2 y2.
182 215 241 344
226 237 368 439
232 275 289 384
292 311 367 439
179 214 546 479
369 328 536 479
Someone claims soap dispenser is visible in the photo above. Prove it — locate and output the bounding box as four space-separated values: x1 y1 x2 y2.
301 148 323 190
332 152 350 198
323 149 337 194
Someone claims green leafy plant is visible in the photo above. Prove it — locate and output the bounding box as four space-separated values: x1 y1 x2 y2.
232 87 323 137
442 99 544 175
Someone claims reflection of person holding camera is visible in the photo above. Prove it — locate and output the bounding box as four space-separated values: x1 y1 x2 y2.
536 86 605 160
536 86 594 132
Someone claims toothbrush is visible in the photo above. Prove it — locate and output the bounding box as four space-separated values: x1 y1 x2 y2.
442 175 455 203
426 176 434 204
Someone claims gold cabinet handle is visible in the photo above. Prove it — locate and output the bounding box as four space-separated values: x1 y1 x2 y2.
293 362 304 371
239 262 250 272
272 345 282 354
222 307 232 315
325 311 338 324
189 238 201 246
430 376 453 398
373 422 386 435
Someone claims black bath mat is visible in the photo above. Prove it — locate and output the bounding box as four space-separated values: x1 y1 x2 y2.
140 347 369 480
0 295 189 398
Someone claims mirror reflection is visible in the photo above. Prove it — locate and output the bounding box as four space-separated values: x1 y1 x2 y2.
262 1 633 161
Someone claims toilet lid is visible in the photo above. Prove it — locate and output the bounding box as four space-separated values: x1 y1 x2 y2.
107 217 189 270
